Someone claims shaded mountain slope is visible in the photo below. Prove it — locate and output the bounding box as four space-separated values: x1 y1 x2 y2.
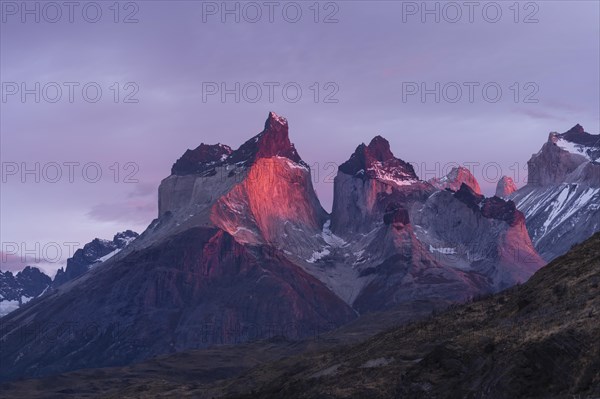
0 227 355 382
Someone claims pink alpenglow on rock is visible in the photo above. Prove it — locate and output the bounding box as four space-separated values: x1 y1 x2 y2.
429 166 482 195
495 176 518 198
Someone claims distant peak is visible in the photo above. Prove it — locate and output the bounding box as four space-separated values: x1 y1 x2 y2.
366 135 395 162
260 111 291 145
265 111 288 129
429 166 482 195
495 176 518 198
228 112 304 166
551 123 600 149
339 136 418 182
568 124 584 134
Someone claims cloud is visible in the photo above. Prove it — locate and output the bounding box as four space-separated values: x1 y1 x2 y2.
511 107 566 121
127 182 157 198
87 200 156 225
0 251 27 273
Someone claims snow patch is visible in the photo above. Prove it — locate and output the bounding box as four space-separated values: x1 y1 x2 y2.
0 295 33 317
233 227 257 236
556 138 597 161
276 156 309 172
0 300 20 317
93 248 123 265
321 220 347 247
368 161 417 187
307 248 331 263
429 245 457 255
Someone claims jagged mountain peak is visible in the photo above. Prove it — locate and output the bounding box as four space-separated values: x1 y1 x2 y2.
496 176 518 198
366 135 395 161
113 230 139 246
221 112 304 167
264 111 288 129
0 266 51 317
452 183 524 226
16 266 49 278
171 113 304 176
339 135 418 182
550 124 599 148
430 166 482 194
566 123 584 135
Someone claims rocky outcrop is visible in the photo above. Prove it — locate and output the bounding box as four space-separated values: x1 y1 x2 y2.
429 166 482 195
331 136 434 235
496 176 518 198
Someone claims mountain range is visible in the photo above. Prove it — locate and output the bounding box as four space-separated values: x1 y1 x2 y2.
0 113 598 388
0 230 138 317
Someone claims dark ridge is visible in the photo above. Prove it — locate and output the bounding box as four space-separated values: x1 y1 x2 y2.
171 112 307 176
558 124 599 147
171 143 233 176
481 196 524 226
453 183 484 211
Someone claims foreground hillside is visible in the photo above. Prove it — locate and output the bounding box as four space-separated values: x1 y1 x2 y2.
225 232 600 399
2 233 598 398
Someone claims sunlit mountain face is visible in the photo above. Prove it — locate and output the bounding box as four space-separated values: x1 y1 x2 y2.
1 2 599 397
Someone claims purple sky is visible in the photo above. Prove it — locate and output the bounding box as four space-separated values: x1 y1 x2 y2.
1 1 599 276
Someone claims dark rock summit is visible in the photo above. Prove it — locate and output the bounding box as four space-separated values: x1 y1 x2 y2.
453 183 484 211
171 112 305 177
339 135 418 181
171 143 232 175
481 196 524 226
